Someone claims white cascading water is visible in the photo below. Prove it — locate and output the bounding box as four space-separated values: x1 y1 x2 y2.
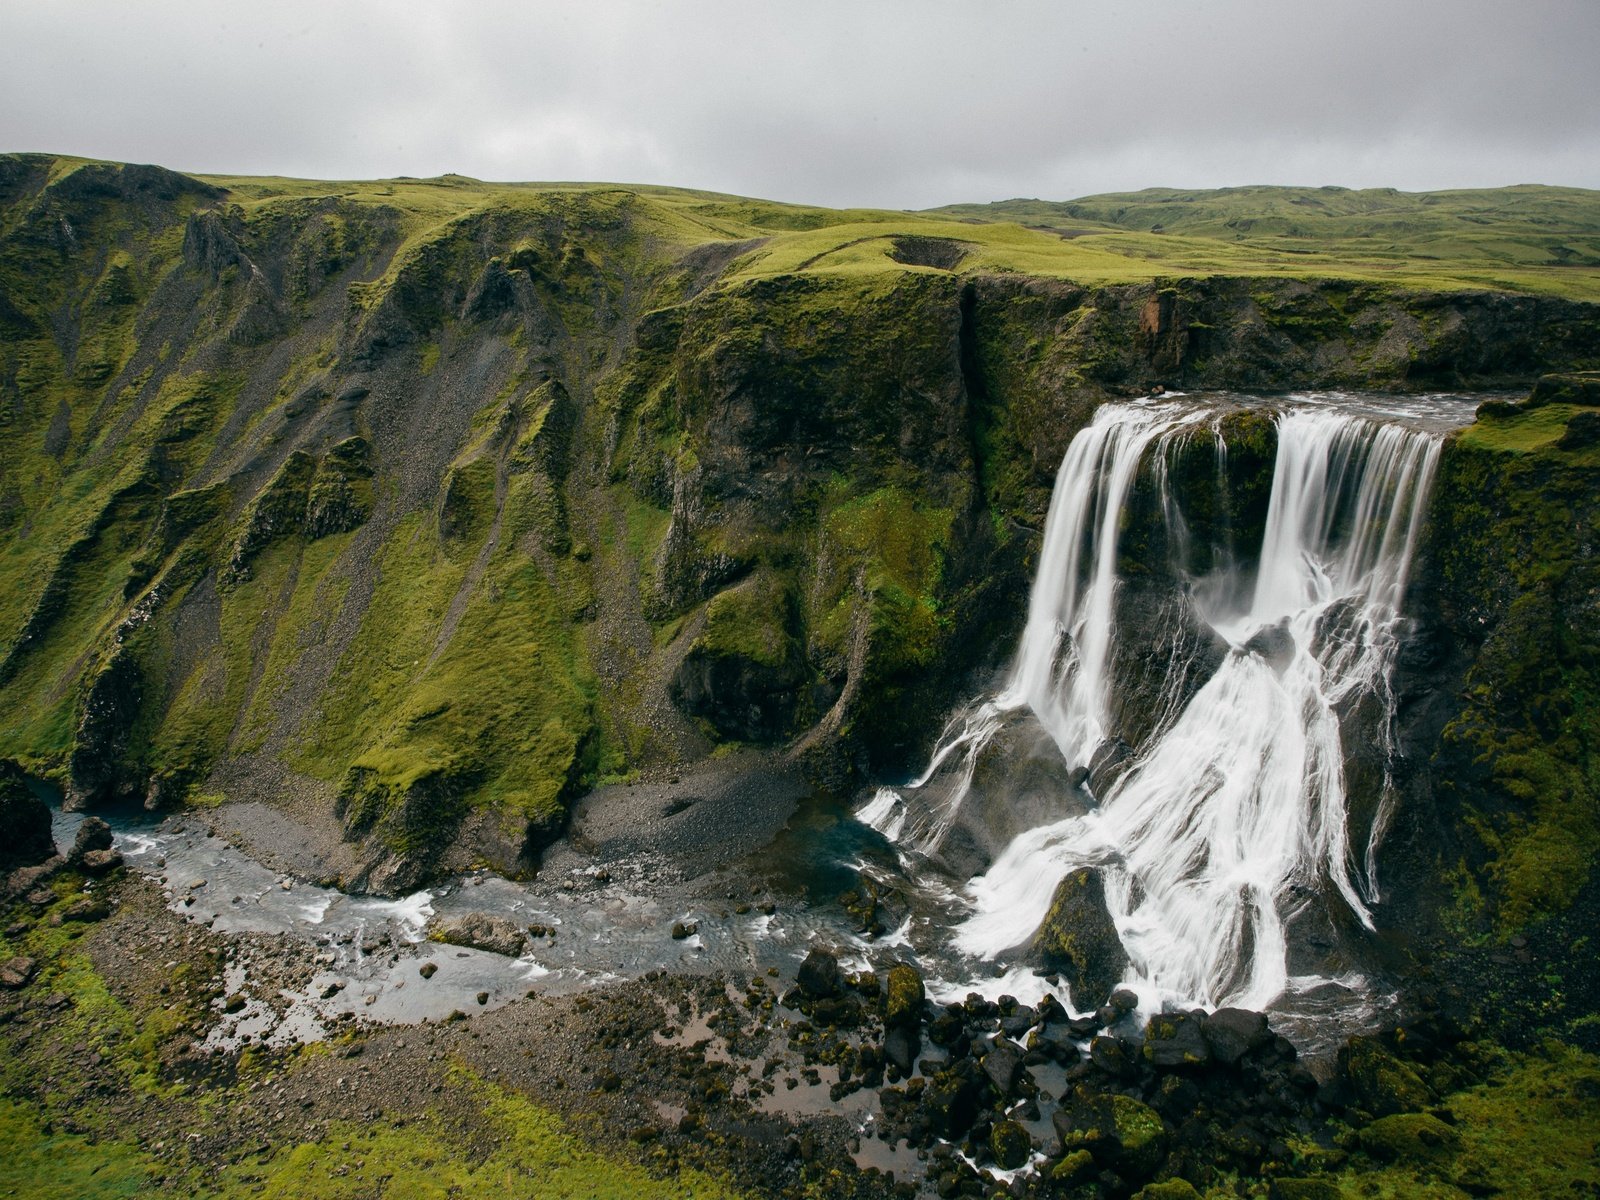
867 399 1443 1012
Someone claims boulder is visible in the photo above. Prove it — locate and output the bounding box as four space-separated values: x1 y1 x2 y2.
1339 1036 1435 1117
989 1118 1033 1170
78 848 124 876
883 962 925 1029
0 763 54 872
67 817 114 865
0 956 37 989
1031 867 1129 1010
1054 1089 1169 1181
920 1062 982 1139
883 1024 920 1077
427 911 527 957
1143 1011 1210 1068
1202 1007 1272 1066
1356 1112 1461 1163
797 947 843 1000
981 1036 1027 1096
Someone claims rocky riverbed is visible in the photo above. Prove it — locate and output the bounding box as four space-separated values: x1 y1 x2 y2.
5 803 1597 1199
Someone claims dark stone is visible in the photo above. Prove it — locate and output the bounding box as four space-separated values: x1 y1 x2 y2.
1202 1007 1272 1066
670 921 697 940
921 1063 982 1138
0 763 54 872
989 1118 1032 1170
797 947 843 1000
981 1037 1027 1096
1143 1011 1210 1068
67 817 113 865
884 1024 921 1077
418 962 438 979
1089 1035 1135 1078
1031 868 1129 1011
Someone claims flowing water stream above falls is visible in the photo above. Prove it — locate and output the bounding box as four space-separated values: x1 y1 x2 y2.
54 391 1483 1056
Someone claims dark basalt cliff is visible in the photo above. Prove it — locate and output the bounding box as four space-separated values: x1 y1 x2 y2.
1 154 1597 931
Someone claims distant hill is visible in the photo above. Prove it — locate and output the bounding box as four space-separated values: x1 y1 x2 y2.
928 184 1600 279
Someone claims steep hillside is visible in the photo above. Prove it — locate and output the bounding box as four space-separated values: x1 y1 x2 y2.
2 154 1598 900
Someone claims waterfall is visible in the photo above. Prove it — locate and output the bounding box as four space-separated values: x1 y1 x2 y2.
868 398 1444 1012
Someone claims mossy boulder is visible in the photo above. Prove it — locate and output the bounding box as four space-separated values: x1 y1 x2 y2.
1144 1011 1210 1068
989 1118 1032 1170
1050 1148 1097 1187
1134 1181 1201 1200
1032 867 1128 1009
883 962 925 1030
1054 1088 1169 1181
1356 1112 1462 1164
1340 1036 1436 1117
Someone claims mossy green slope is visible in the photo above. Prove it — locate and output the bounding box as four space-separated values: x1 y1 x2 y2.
3 152 1599 894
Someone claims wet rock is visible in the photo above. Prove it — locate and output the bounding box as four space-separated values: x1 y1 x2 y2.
883 962 925 1029
990 1118 1032 1169
922 1061 983 1138
1031 868 1128 1010
427 911 527 957
797 947 843 1000
883 1024 920 1077
1202 1007 1272 1066
1143 1011 1209 1068
418 962 438 980
1089 1035 1136 1078
1339 1036 1435 1117
1108 987 1139 1015
1242 619 1296 672
68 817 114 865
0 763 54 871
981 1036 1026 1096
670 921 698 940
0 956 37 989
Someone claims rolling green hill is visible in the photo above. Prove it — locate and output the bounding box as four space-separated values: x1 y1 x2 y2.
930 184 1600 300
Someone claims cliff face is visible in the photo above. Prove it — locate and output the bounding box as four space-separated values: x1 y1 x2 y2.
1 154 1597 898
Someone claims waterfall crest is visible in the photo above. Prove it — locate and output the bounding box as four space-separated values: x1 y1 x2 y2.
868 398 1444 1012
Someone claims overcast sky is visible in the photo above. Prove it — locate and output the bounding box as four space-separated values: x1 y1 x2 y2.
3 0 1598 209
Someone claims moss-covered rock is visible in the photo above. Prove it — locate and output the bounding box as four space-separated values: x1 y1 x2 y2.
989 1118 1032 1170
883 962 925 1030
1032 867 1129 1009
1356 1112 1462 1163
1340 1036 1436 1117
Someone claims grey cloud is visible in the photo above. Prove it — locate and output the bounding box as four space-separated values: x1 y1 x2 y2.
1 0 1596 206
